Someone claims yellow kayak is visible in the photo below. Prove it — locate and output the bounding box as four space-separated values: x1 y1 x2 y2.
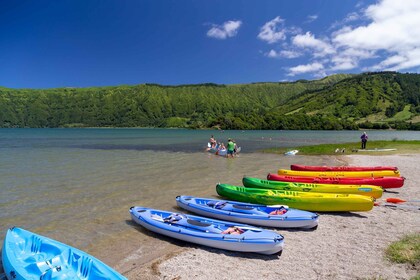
278 169 400 178
216 184 374 212
242 177 383 199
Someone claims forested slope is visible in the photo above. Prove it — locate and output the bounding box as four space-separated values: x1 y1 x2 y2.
0 72 419 130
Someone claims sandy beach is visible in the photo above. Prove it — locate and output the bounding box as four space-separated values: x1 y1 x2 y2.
115 154 420 280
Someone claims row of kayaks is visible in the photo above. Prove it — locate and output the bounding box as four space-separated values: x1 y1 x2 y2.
2 196 317 279
126 165 406 256
3 190 323 279
214 164 404 212
2 164 405 278
3 195 302 280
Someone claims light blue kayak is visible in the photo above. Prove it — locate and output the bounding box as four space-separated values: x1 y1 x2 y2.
2 227 126 280
176 196 318 229
129 206 284 255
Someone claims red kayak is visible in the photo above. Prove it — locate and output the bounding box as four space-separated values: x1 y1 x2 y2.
290 164 398 172
267 173 405 189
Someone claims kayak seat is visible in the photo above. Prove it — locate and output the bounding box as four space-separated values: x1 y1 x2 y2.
186 219 211 227
176 218 223 233
206 201 227 209
232 205 254 210
163 213 186 223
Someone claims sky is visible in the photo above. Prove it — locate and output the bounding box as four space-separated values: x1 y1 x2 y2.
1 0 420 88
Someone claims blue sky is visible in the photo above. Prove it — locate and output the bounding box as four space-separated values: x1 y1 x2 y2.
1 0 419 88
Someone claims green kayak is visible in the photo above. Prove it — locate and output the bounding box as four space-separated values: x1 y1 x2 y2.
242 177 383 199
216 183 374 212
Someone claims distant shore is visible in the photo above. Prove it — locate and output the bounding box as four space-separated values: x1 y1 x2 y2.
117 153 420 280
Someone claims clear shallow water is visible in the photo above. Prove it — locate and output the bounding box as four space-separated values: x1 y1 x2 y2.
0 128 419 273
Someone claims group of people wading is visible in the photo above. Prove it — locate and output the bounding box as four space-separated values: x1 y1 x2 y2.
209 135 238 158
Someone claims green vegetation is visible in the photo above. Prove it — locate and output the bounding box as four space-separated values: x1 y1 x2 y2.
0 72 419 130
261 140 420 155
385 233 420 270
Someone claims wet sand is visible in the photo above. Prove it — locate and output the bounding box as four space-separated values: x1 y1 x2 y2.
115 154 420 280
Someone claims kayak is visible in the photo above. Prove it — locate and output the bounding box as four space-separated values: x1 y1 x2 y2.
129 206 284 255
278 169 401 178
284 150 298 156
176 195 318 229
267 174 405 189
216 184 374 212
2 227 126 280
291 164 398 171
242 177 383 198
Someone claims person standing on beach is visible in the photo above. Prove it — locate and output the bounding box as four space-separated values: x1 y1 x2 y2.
361 132 368 149
227 138 235 158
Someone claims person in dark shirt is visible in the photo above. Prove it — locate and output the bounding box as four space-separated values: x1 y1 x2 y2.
360 132 368 149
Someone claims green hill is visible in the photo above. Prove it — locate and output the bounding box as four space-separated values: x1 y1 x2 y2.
0 72 419 130
273 72 420 130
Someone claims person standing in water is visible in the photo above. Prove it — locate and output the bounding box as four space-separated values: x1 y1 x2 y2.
360 132 368 149
227 138 235 158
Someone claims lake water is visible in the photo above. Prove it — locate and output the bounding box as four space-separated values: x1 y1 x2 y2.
1 128 419 274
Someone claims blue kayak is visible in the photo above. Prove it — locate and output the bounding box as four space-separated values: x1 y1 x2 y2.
176 196 318 229
2 227 126 280
129 206 284 255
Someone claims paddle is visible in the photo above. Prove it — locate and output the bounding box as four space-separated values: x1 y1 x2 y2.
374 202 420 210
151 214 165 222
267 205 289 209
382 204 420 210
230 225 262 232
386 198 420 204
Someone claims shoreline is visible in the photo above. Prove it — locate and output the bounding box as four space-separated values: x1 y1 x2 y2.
117 153 419 280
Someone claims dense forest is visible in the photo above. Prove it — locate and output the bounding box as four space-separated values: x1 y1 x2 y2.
0 72 419 130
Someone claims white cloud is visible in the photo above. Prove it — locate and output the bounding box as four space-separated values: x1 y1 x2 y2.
370 48 420 71
257 16 287 44
344 12 360 22
306 15 318 23
260 0 420 78
292 32 335 57
207 20 242 39
287 62 324 76
332 0 420 71
266 49 302 59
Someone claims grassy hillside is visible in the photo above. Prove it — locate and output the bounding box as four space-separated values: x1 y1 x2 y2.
273 72 420 130
0 72 419 130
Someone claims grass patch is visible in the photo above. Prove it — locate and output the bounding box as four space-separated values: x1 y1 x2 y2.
386 105 412 122
260 140 420 155
385 233 420 267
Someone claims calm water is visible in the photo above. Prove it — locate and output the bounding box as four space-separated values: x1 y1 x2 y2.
1 128 419 274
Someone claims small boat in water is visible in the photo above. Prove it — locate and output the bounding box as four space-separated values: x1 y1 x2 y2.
176 195 318 229
129 206 284 255
243 177 383 198
290 164 398 172
267 174 405 189
216 184 374 212
2 227 126 280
